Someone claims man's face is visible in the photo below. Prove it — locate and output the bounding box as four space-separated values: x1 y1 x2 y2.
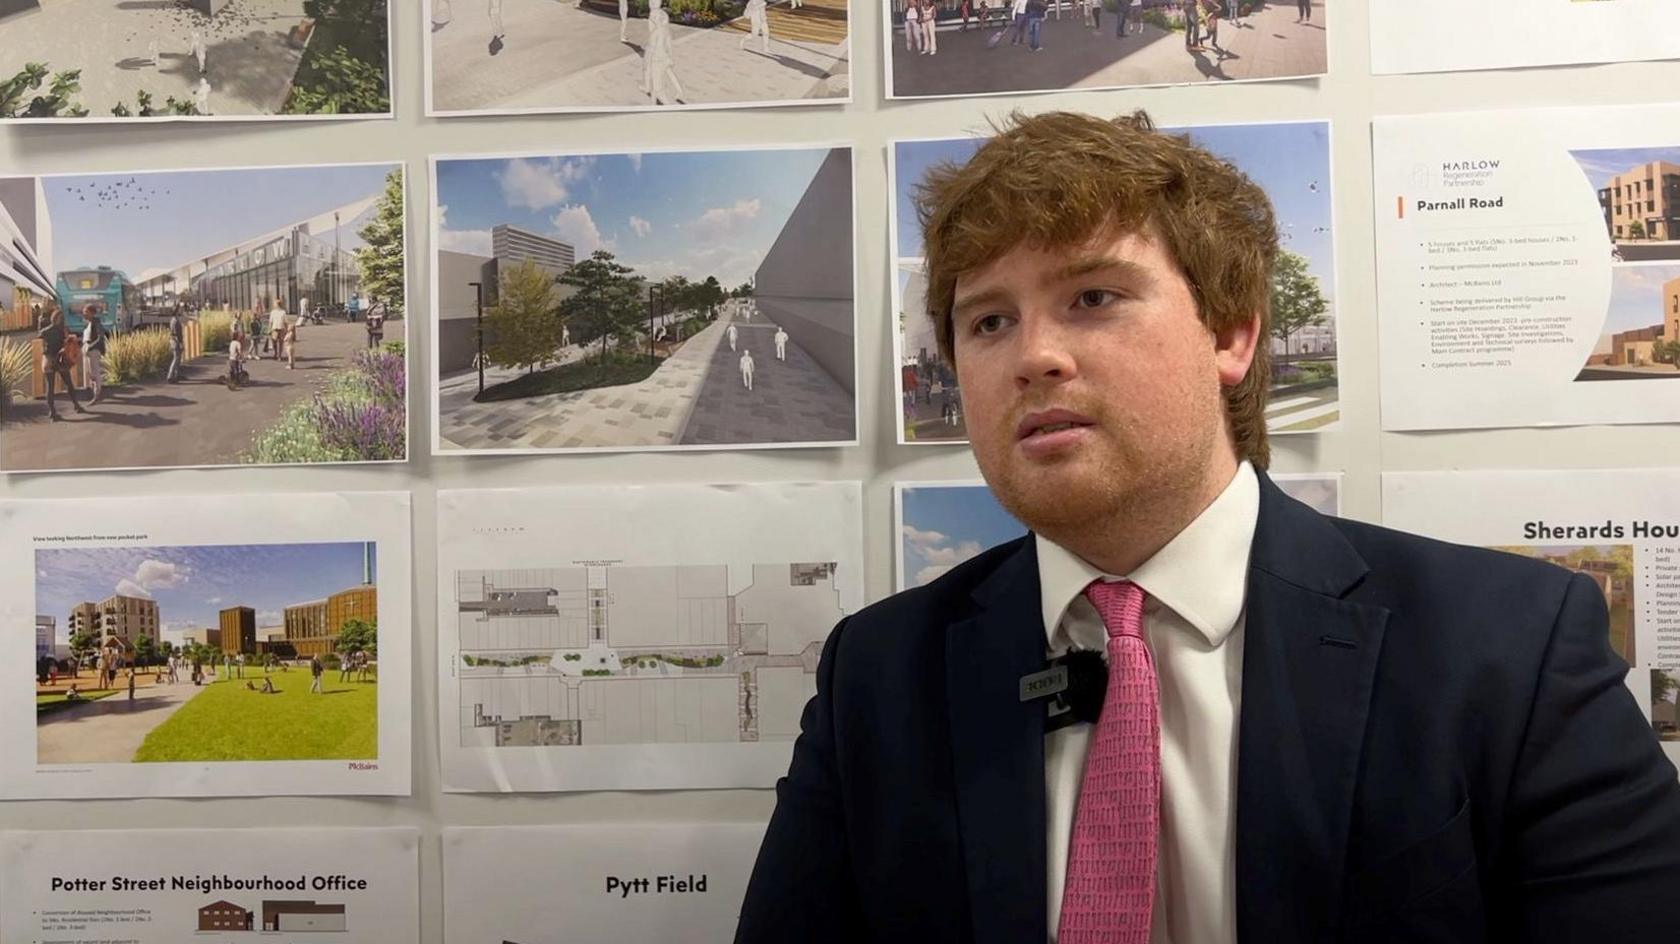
950 227 1255 537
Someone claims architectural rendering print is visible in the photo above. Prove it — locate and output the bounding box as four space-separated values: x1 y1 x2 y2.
0 0 391 120
1577 266 1680 380
433 147 855 453
0 163 407 471
455 563 846 747
886 0 1325 99
1574 146 1680 262
427 0 849 113
892 121 1337 443
34 541 381 764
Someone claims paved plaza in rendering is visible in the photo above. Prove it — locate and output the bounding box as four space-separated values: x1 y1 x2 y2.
889 0 1323 96
438 308 854 450
430 0 848 111
1 319 378 471
0 0 311 116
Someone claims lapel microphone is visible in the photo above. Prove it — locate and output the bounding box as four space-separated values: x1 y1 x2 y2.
1019 649 1108 732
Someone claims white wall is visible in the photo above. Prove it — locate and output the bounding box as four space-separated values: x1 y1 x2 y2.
3 4 1680 942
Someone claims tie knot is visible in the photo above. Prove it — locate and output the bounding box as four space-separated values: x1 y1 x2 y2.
1084 579 1144 640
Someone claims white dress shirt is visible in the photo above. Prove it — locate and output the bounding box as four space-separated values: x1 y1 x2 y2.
1041 462 1258 944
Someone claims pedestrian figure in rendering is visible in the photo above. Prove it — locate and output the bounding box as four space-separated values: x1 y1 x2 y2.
561 323 572 347
147 34 161 69
365 299 386 350
37 306 88 423
190 29 206 74
1297 0 1310 22
1182 0 1201 48
126 668 136 703
905 0 921 52
81 305 107 404
432 0 453 30
267 297 288 360
283 314 299 369
194 76 210 115
1007 0 1028 44
743 0 771 54
921 0 939 54
619 0 630 40
774 326 788 361
310 655 324 694
728 323 739 351
740 348 755 390
643 0 683 105
1025 0 1046 50
489 0 506 47
1201 0 1225 59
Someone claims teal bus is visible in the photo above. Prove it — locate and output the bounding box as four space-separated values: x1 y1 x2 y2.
56 266 140 333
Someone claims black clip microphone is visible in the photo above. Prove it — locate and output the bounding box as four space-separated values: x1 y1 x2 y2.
1019 649 1107 732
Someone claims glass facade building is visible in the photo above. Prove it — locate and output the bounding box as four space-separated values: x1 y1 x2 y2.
188 226 360 314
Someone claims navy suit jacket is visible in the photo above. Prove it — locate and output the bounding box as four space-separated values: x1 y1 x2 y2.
736 473 1680 942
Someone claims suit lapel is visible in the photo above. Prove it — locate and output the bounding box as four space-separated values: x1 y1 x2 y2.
1236 474 1390 942
946 538 1049 944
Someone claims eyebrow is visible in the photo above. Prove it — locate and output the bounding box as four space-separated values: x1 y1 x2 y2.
1047 255 1152 287
952 256 1152 322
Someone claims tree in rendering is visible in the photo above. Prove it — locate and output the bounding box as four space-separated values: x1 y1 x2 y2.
356 168 407 312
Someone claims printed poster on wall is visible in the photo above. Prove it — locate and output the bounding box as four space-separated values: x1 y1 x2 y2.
444 823 766 942
890 120 1340 445
1383 469 1680 772
884 0 1327 100
436 481 863 792
425 0 852 115
0 2 392 122
1373 104 1680 431
0 827 419 943
0 161 409 474
0 491 413 799
1371 0 1680 75
429 145 857 456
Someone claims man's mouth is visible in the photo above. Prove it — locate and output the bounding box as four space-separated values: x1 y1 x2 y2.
1016 410 1097 441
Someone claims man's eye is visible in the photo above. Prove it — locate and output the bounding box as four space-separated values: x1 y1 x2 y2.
1076 289 1117 308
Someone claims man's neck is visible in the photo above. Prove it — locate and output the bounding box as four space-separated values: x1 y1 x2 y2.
1040 456 1241 577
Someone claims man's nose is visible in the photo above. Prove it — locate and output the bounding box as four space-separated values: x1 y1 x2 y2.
1013 313 1077 389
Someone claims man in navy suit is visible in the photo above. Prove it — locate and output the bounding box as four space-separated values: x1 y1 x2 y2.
736 111 1680 942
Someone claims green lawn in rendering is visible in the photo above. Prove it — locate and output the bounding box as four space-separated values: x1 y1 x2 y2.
132 674 377 762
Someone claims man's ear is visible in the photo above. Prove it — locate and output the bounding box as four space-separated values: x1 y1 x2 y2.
1213 311 1261 388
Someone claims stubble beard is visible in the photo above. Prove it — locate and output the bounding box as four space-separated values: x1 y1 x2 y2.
977 400 1225 569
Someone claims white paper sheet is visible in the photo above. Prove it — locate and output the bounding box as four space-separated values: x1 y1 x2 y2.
1383 468 1680 770
0 827 418 943
1370 0 1680 75
436 482 863 791
1374 105 1680 431
0 491 413 798
443 823 766 942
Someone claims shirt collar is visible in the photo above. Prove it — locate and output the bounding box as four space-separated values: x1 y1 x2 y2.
1036 461 1259 650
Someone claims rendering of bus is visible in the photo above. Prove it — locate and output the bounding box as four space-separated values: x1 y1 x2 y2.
56 266 140 333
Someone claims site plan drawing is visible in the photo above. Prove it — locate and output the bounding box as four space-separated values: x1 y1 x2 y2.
437 481 863 791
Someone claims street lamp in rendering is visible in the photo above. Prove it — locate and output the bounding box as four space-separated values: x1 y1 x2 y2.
470 281 484 395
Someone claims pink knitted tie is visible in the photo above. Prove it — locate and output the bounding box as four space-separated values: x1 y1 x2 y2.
1058 579 1157 943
